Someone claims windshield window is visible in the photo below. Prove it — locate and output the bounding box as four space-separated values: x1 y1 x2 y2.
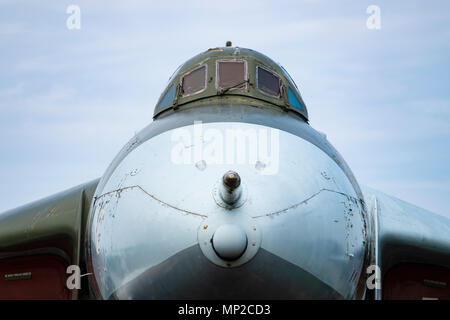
257 66 281 97
217 60 247 90
155 85 175 112
280 65 298 89
288 87 304 111
181 65 207 97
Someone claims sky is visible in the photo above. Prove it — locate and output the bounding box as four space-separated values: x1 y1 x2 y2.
0 0 449 218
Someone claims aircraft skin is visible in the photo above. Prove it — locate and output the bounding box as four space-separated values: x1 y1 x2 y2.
0 46 449 300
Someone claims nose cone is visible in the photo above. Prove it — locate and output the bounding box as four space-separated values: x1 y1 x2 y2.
88 121 367 299
212 224 248 260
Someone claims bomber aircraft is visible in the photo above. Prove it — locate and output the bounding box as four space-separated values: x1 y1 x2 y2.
1 43 449 300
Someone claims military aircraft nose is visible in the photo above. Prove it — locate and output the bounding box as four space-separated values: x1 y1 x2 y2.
88 121 367 299
212 224 248 260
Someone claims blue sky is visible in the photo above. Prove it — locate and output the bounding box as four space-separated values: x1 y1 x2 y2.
0 0 449 218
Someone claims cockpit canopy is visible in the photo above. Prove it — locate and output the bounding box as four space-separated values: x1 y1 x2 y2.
154 47 308 121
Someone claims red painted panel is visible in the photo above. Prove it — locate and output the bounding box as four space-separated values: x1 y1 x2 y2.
0 254 71 300
383 264 450 300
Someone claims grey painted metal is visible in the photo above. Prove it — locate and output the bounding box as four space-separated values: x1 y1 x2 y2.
87 122 367 299
197 206 261 268
111 245 344 300
362 186 450 281
211 224 248 260
94 103 364 206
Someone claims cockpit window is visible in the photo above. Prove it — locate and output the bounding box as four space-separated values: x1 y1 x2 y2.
181 65 207 97
256 66 281 98
167 64 182 85
155 85 175 112
280 65 298 89
216 60 247 91
288 86 304 111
